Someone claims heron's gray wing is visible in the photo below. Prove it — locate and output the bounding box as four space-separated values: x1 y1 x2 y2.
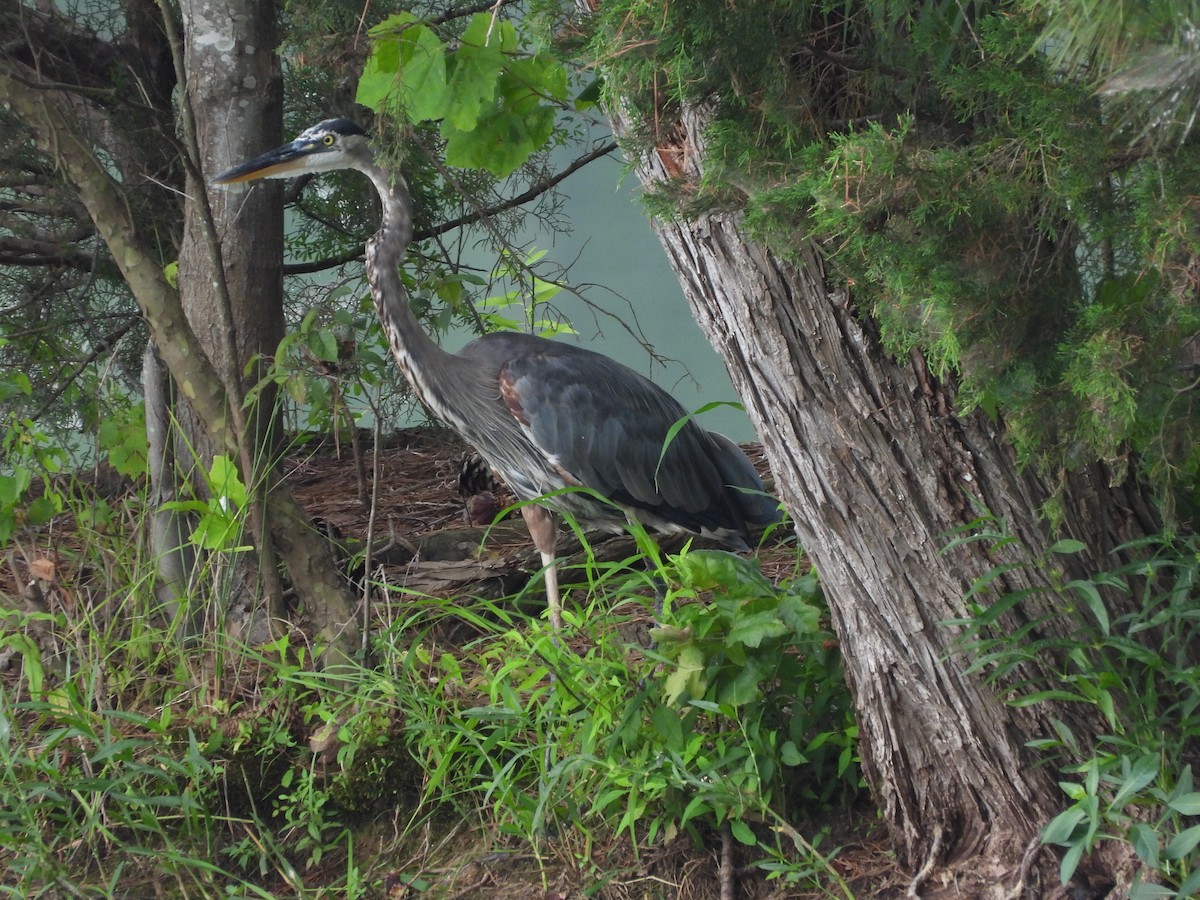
498 344 769 540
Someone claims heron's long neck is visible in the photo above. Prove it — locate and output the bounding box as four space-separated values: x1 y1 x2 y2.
361 164 460 420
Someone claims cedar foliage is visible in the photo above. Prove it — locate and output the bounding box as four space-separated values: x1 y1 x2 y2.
577 0 1200 523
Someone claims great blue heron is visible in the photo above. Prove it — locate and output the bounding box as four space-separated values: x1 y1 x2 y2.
213 118 781 631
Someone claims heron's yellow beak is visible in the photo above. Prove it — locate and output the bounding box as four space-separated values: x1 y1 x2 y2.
210 140 322 184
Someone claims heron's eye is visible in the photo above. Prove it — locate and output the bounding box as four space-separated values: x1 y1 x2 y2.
322 134 335 146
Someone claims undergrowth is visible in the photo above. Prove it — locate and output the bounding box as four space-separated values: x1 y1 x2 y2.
949 522 1200 898
0 434 860 897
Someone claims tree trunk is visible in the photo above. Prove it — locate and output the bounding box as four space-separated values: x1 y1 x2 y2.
174 0 362 664
616 105 1157 894
175 0 286 629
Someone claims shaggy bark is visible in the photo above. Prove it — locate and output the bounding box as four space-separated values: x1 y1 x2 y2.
613 103 1156 895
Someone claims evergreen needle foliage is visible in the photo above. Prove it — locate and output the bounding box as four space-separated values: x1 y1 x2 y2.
578 0 1200 522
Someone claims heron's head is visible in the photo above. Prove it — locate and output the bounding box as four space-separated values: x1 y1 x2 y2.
211 118 371 184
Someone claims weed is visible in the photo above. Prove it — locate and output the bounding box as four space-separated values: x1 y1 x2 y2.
952 526 1200 896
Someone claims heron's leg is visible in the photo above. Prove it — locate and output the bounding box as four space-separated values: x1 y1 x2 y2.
520 504 562 632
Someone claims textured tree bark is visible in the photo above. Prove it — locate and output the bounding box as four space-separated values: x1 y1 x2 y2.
178 0 285 466
175 0 287 629
614 104 1157 893
175 0 361 664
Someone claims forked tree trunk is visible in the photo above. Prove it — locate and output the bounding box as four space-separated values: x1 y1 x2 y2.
617 105 1157 894
1 26 360 668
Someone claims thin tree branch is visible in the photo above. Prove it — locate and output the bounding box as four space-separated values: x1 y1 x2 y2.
31 318 139 419
281 140 619 276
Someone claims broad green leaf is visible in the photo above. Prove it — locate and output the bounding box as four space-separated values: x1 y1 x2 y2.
25 496 58 526
650 703 683 747
367 11 419 37
778 591 821 635
0 373 30 401
191 512 248 552
729 819 757 846
780 740 806 766
1129 823 1160 869
575 76 603 109
503 53 569 108
717 657 765 707
307 329 339 363
357 32 401 111
1059 840 1085 884
1175 870 1200 897
395 23 449 122
1110 755 1159 810
662 644 705 705
725 609 791 649
672 549 772 595
443 103 554 177
444 15 506 131
1 634 44 697
1169 791 1200 815
1164 823 1200 860
1042 806 1086 845
208 456 246 510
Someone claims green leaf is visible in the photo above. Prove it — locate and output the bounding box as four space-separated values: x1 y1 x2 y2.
1176 870 1200 898
0 373 31 402
1068 579 1109 635
1011 690 1087 707
307 329 339 363
1129 823 1160 869
716 657 765 707
1059 840 1085 884
395 23 449 122
25 496 58 526
1043 806 1086 845
672 549 773 596
443 15 505 132
1110 755 1159 810
662 644 705 706
777 591 821 635
729 819 757 846
356 26 402 111
1168 792 1200 815
443 108 545 178
1127 882 1174 899
1048 538 1087 555
575 76 603 109
780 740 806 766
650 703 683 747
1164 823 1200 860
679 794 712 828
207 456 247 510
190 512 247 552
